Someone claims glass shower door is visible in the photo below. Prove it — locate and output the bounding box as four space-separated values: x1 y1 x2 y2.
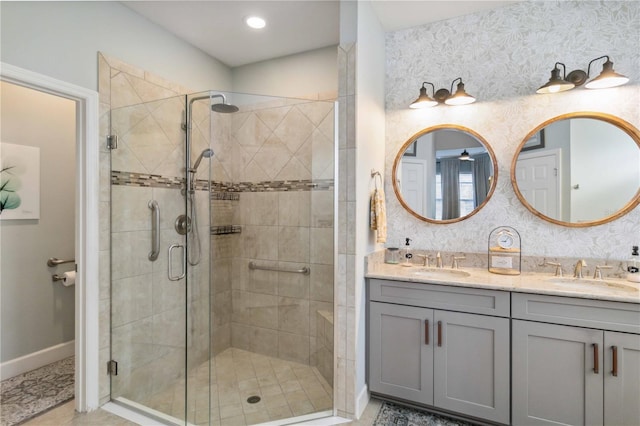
109 93 208 424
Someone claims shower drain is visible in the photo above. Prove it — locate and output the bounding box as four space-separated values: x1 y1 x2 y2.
247 396 261 404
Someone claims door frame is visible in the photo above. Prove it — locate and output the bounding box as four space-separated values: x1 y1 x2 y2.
1 62 100 411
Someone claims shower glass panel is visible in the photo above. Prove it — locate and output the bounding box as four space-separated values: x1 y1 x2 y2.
109 88 335 425
109 92 212 424
207 92 336 425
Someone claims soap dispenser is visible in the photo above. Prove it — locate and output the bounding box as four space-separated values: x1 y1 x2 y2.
627 245 640 283
400 238 413 267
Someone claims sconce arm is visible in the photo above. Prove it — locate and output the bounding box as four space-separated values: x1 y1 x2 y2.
586 55 610 78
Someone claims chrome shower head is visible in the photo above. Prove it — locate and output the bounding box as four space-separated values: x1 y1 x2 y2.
211 103 239 114
210 93 239 114
191 148 214 172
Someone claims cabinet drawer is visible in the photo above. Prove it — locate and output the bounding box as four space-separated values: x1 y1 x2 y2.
512 293 640 333
368 279 510 317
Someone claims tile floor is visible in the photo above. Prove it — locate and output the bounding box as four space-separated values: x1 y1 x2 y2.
25 348 334 426
23 399 379 426
140 348 333 425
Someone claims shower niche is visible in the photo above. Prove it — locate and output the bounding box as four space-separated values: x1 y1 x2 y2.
108 83 336 425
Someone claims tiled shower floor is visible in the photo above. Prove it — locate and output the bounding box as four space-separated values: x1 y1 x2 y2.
141 348 333 425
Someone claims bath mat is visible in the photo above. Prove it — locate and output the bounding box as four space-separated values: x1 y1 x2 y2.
0 356 74 426
373 401 475 426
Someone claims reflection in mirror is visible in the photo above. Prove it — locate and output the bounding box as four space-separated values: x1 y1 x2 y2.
393 126 497 223
512 113 640 227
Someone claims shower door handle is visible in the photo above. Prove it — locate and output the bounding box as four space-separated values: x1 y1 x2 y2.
168 243 186 281
148 200 160 261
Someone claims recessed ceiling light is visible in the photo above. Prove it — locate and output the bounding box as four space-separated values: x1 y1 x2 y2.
245 16 266 29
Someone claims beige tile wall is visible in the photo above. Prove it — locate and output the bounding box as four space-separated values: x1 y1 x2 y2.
99 52 342 419
99 53 211 404
335 41 357 418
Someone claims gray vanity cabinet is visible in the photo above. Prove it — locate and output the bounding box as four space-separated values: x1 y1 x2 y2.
369 302 434 404
433 310 510 422
512 293 640 426
604 331 640 426
512 320 604 425
368 279 511 424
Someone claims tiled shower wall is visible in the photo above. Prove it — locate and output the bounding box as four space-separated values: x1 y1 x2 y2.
99 53 339 410
208 100 336 370
98 52 211 404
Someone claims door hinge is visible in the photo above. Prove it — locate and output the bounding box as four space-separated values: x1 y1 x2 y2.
107 360 118 376
107 135 118 150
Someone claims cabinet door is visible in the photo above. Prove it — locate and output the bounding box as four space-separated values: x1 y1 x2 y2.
433 311 510 424
369 301 433 404
512 320 604 426
604 331 640 426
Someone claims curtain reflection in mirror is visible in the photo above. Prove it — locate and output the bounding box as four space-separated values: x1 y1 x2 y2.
473 153 492 206
436 153 492 220
439 158 460 219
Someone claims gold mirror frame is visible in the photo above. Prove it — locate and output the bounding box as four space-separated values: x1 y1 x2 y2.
392 124 499 224
510 112 640 227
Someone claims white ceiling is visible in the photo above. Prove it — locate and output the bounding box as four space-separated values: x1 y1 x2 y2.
122 1 517 68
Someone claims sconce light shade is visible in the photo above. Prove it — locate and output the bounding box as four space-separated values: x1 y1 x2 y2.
585 57 629 89
410 82 438 108
445 79 476 105
536 63 575 94
536 56 629 94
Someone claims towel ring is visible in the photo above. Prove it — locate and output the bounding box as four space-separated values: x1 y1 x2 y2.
371 169 382 189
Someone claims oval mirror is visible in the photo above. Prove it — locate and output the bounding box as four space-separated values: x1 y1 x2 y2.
511 112 640 227
392 125 498 223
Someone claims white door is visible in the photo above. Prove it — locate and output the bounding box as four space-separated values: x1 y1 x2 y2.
515 150 560 218
400 158 427 216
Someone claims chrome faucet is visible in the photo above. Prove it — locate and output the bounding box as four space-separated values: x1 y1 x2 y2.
416 254 432 267
451 255 466 269
436 252 443 268
545 261 563 277
593 264 612 280
574 260 587 279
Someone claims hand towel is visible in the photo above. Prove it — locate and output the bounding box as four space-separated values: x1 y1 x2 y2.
370 187 387 243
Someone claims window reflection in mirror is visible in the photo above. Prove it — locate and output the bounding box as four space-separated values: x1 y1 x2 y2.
393 126 497 223
512 113 640 227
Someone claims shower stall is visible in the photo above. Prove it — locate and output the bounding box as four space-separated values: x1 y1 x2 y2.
109 90 336 425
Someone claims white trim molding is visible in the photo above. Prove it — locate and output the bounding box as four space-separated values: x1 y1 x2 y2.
355 384 370 419
0 341 75 381
0 62 100 412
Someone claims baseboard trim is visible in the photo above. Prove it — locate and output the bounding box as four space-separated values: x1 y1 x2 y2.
355 384 370 419
0 340 75 381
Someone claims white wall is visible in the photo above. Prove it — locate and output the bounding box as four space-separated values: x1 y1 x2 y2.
232 46 338 99
570 118 640 222
0 1 232 92
1 81 76 362
355 0 386 416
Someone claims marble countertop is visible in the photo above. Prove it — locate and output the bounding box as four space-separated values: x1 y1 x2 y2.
366 261 640 304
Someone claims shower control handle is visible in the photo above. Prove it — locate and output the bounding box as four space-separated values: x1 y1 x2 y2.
168 243 186 281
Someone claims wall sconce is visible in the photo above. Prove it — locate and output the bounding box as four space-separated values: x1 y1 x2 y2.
409 78 476 108
537 55 629 94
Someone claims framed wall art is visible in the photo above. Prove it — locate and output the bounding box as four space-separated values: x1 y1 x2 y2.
1 142 40 220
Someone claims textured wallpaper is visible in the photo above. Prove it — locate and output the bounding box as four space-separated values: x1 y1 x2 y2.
384 1 640 261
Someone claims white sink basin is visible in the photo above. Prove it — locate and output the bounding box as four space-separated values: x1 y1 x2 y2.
412 268 471 279
546 277 638 293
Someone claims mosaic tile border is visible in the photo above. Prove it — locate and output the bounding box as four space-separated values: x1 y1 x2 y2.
111 171 334 193
211 225 242 235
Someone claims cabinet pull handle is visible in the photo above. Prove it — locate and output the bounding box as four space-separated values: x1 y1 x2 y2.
612 346 618 377
437 321 442 347
424 320 429 345
592 343 599 374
